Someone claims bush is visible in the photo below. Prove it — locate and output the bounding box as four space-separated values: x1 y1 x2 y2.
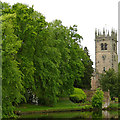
69 88 86 103
91 88 104 109
115 97 118 102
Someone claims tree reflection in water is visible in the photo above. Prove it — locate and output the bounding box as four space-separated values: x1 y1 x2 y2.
19 110 119 119
92 110 102 120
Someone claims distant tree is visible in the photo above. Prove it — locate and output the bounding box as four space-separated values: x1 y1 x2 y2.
74 47 93 89
99 68 118 99
80 47 93 89
68 25 85 90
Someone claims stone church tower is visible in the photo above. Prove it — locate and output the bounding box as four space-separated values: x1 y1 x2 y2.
91 29 118 90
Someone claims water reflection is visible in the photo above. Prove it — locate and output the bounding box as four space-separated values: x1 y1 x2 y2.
102 110 110 118
19 110 119 119
92 110 102 119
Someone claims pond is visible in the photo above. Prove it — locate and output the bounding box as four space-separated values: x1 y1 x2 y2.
18 110 119 119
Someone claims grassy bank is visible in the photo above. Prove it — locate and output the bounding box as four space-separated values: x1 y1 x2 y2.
15 100 120 116
107 103 120 109
15 100 92 115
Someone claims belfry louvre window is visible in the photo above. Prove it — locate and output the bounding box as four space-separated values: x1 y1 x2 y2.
105 43 107 50
101 43 107 50
101 43 104 50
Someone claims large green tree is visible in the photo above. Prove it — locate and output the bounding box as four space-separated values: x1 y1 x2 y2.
34 19 61 105
1 2 94 117
11 3 36 103
47 20 72 97
2 13 24 118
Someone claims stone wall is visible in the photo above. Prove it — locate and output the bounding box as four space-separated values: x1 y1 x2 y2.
83 89 110 104
91 29 118 90
95 30 118 73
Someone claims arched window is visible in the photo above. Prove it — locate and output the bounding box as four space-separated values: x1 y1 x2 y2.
105 43 107 50
101 43 107 50
101 43 104 50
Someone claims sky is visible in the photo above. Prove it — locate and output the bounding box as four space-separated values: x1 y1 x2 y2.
1 0 120 67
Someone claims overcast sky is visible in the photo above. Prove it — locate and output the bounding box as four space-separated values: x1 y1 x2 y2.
1 0 120 67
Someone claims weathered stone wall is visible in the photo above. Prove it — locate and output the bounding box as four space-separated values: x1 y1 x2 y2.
95 31 118 73
83 89 110 104
91 29 118 90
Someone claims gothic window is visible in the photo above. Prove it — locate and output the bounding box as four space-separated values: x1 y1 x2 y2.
101 43 104 50
105 43 107 50
101 43 107 50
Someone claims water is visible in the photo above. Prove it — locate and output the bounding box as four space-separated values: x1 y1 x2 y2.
19 110 119 119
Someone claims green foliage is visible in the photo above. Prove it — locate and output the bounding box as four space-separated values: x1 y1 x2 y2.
99 68 118 98
69 88 86 103
34 19 61 106
2 13 24 118
115 97 118 102
91 88 104 109
68 26 85 90
13 3 36 94
1 2 93 118
107 103 119 109
78 47 93 89
92 110 102 119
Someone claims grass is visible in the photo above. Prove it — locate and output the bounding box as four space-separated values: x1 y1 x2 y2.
102 102 120 111
15 100 92 113
15 100 120 119
107 103 119 109
15 99 120 114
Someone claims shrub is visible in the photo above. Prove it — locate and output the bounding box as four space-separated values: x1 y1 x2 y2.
69 88 86 103
91 88 104 109
115 97 118 102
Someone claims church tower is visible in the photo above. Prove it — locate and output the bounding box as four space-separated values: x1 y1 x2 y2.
95 29 118 73
91 28 118 90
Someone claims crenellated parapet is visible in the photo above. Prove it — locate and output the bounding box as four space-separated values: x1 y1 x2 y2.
95 28 117 42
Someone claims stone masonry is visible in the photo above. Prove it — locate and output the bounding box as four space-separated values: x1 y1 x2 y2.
91 28 118 90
